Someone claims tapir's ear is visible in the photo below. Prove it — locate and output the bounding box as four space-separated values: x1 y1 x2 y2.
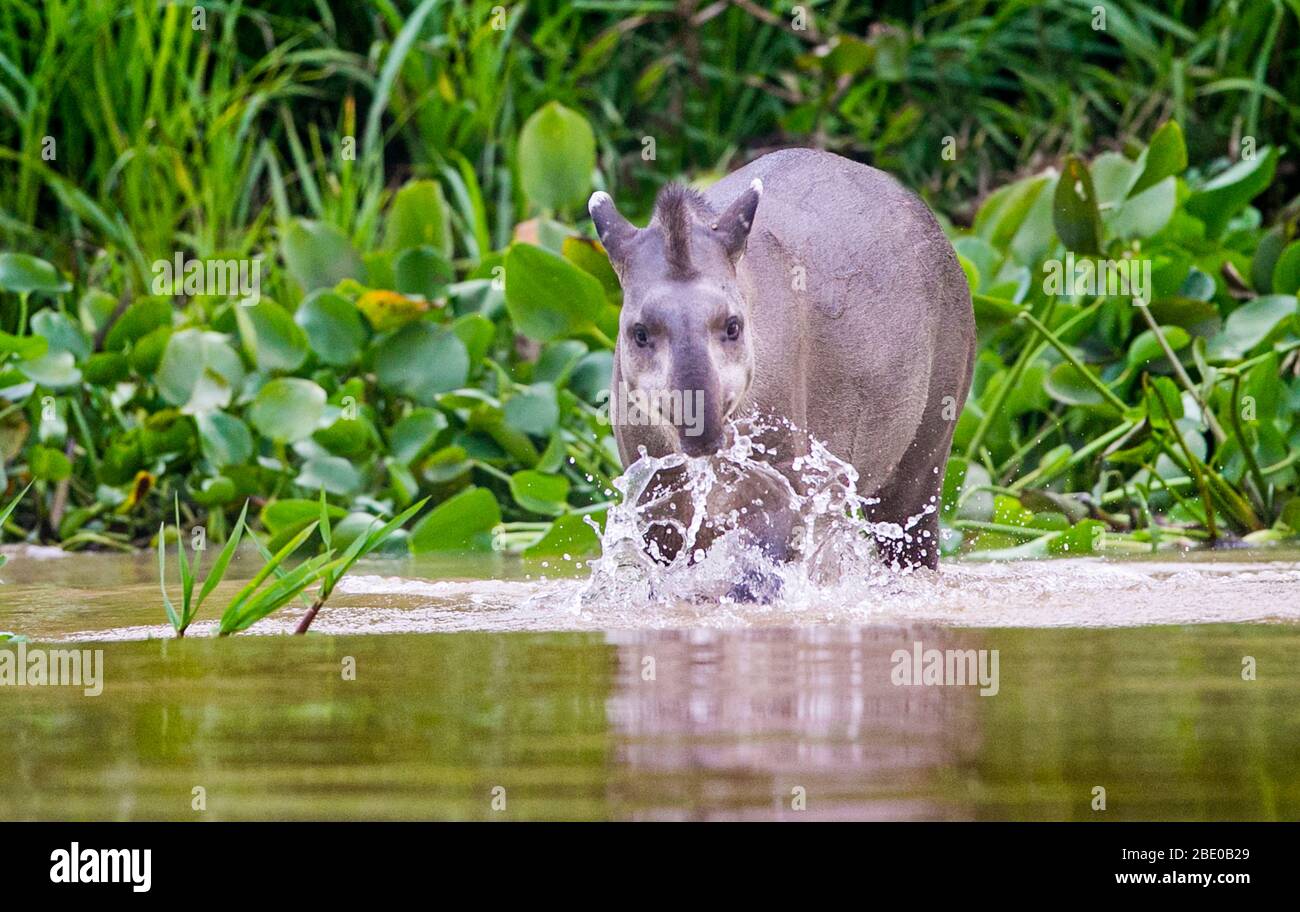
588 191 638 269
711 178 763 263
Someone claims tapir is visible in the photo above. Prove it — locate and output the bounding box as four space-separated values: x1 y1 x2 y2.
589 148 975 572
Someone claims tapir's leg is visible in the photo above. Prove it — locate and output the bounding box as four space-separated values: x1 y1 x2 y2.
860 394 954 571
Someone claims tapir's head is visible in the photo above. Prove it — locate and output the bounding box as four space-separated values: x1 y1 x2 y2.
589 179 763 457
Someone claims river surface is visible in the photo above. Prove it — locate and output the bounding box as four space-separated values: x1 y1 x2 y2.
1 547 1298 820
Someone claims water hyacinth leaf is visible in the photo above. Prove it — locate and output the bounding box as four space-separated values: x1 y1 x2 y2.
196 411 254 467
1270 241 1300 295
1127 326 1190 368
1206 295 1298 360
295 454 362 496
509 469 570 516
0 331 48 360
31 310 90 360
28 444 71 481
385 179 453 258
374 322 469 403
452 313 496 369
1129 121 1187 196
504 243 606 342
1053 156 1103 254
1108 177 1176 240
155 329 246 414
408 486 500 552
569 350 613 404
356 290 430 332
562 236 621 300
517 101 596 212
18 350 80 388
1251 227 1287 293
0 253 70 294
105 298 172 350
394 246 454 300
1046 519 1106 555
295 290 367 366
389 409 448 465
1044 362 1107 406
82 351 129 385
522 513 603 559
248 377 327 442
235 300 308 372
1185 146 1278 239
503 384 560 437
1144 376 1184 428
281 219 365 290
262 498 345 539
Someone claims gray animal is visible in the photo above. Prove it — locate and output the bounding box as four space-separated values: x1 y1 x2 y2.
590 148 975 571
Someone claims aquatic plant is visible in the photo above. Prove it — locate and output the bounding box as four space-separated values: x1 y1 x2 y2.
0 2 1295 563
158 498 251 637
291 491 430 634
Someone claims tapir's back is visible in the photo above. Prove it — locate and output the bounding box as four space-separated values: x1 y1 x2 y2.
703 148 974 495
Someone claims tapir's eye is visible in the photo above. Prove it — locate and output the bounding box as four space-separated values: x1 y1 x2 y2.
632 323 650 347
725 316 742 340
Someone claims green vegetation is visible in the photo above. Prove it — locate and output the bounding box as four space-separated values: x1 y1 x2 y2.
0 0 1298 575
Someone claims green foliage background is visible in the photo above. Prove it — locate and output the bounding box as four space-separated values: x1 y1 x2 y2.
1 0 1299 559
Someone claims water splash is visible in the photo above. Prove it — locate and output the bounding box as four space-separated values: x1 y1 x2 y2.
576 418 933 613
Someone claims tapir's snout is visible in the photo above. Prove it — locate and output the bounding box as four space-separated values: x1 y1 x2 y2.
679 424 723 457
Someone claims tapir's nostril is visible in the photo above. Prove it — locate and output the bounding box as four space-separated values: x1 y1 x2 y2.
680 433 720 457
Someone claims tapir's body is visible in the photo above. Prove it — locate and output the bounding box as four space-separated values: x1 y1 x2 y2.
595 148 975 571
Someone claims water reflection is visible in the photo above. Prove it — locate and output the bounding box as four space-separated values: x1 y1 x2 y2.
3 624 1293 820
605 626 986 820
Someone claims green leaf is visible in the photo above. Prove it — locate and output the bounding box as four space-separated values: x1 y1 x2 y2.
517 101 596 212
18 350 81 388
389 409 448 465
195 500 249 613
196 412 254 467
0 331 48 360
235 300 309 372
295 455 362 496
408 486 501 552
385 179 453 258
155 329 246 415
504 243 606 342
503 384 560 437
158 524 181 632
1206 295 1298 361
1129 121 1187 196
374 322 469 404
1053 156 1103 254
509 470 570 516
1186 146 1279 239
28 444 71 481
281 219 365 291
295 290 367 366
1270 241 1300 295
0 253 70 294
394 246 454 300
523 513 603 559
1127 326 1190 368
248 378 327 442
1143 375 1184 428
1044 362 1106 406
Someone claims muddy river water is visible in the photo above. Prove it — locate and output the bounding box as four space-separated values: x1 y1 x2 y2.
1 547 1297 820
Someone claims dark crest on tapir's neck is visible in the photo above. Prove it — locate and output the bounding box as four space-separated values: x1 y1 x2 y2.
653 184 712 280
